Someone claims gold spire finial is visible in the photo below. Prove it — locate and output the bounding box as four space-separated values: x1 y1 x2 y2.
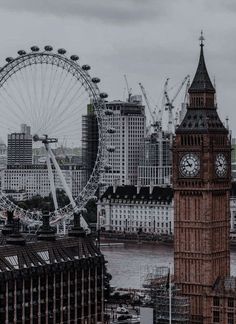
199 30 205 47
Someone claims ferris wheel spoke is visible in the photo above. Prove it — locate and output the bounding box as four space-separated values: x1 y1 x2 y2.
45 66 66 116
0 95 25 128
19 67 36 128
37 63 48 127
46 79 84 130
0 86 29 125
25 67 42 131
50 73 80 118
46 87 87 133
43 72 76 129
28 63 41 129
48 69 80 117
10 71 35 127
44 81 83 132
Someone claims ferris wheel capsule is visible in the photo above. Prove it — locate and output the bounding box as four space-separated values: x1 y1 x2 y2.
105 109 113 116
44 45 53 51
98 181 107 187
58 48 66 55
107 127 116 134
104 164 112 171
100 92 108 99
107 146 115 153
5 57 14 63
17 50 26 56
70 55 79 61
82 64 91 71
31 46 40 52
92 77 100 83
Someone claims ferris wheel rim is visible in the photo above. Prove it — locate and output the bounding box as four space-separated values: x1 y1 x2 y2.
0 48 108 225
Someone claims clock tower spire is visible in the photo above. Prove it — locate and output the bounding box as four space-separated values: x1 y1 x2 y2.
173 34 231 322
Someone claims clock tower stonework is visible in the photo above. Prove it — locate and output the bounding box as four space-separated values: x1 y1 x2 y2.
173 37 231 323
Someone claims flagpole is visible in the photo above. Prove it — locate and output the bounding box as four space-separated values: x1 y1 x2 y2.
169 264 172 324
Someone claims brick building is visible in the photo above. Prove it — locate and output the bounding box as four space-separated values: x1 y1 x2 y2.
172 35 235 323
0 211 105 323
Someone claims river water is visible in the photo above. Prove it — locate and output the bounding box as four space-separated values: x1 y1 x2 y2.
102 243 236 289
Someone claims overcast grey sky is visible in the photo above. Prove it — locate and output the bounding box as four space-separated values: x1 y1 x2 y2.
0 0 235 134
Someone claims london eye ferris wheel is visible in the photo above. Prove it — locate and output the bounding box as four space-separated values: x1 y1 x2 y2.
0 45 110 231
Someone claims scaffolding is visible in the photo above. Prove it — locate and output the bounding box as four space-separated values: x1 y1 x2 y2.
143 266 190 324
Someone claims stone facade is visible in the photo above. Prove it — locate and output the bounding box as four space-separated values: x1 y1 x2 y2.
173 39 232 323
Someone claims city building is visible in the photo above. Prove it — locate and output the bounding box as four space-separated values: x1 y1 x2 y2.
137 130 172 186
82 104 99 184
1 164 85 199
172 37 233 322
103 96 146 186
0 138 7 169
97 185 173 234
7 124 32 165
231 138 236 181
2 189 28 201
0 211 105 323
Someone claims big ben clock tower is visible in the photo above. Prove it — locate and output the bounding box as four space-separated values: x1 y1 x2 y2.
173 33 231 323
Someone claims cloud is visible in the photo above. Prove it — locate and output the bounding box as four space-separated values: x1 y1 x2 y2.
0 0 166 24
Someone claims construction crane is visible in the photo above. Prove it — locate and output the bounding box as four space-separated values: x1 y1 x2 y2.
164 75 190 133
139 82 162 132
124 74 132 102
175 76 190 126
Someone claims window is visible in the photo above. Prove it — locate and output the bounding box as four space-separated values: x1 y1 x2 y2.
228 312 234 324
228 298 234 308
213 297 220 307
37 250 50 264
213 311 220 323
5 255 19 269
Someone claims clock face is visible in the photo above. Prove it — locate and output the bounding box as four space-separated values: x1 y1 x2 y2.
179 153 200 177
215 153 227 177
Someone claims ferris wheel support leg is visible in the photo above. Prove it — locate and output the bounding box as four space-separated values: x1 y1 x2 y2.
45 145 59 211
47 147 89 232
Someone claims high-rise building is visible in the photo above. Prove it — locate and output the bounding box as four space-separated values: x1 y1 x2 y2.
82 104 98 184
7 124 32 165
137 130 172 186
103 96 146 186
172 38 231 322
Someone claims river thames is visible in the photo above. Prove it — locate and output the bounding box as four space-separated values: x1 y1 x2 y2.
102 243 236 289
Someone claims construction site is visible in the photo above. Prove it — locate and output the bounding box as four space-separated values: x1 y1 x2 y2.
143 266 190 324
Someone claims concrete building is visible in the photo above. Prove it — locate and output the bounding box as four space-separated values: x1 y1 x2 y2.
82 104 98 184
103 96 146 186
0 211 105 323
137 130 172 186
97 185 173 234
1 164 85 199
7 124 32 165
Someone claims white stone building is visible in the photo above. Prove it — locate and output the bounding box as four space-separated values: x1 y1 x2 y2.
104 96 146 186
98 182 236 236
97 185 173 234
1 164 85 199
